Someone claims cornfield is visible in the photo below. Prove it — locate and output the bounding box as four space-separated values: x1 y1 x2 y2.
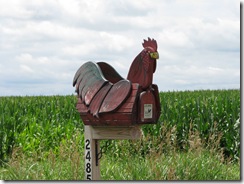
0 89 240 163
143 89 240 160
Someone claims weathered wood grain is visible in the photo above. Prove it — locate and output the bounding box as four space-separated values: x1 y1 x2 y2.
73 38 161 126
97 62 124 84
85 125 142 140
99 80 132 114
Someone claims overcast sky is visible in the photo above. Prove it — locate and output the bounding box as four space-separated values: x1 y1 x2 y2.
0 0 240 96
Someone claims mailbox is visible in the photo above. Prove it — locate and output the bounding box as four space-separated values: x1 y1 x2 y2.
73 38 161 126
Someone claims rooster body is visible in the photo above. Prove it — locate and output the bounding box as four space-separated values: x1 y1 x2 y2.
73 38 161 126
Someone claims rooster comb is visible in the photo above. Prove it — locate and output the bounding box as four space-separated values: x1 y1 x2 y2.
142 37 157 51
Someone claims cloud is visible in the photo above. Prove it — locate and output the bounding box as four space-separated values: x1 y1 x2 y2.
0 0 240 96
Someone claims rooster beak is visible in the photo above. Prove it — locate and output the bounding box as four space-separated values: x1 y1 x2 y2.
150 52 159 59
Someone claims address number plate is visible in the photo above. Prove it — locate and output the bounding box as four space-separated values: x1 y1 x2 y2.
85 139 92 180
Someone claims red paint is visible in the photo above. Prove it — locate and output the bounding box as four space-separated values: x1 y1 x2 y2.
127 38 158 90
99 80 132 114
73 38 161 126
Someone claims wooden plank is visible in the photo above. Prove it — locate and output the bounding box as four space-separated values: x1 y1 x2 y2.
84 124 142 180
83 119 136 126
99 80 132 113
84 112 133 121
76 103 88 113
89 82 112 116
97 62 124 84
116 108 134 113
129 88 140 95
76 103 86 109
119 102 134 108
87 125 142 140
121 96 136 103
84 126 100 180
84 79 108 105
100 113 134 120
80 112 135 125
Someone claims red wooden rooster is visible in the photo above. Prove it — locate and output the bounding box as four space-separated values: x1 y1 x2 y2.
73 37 161 126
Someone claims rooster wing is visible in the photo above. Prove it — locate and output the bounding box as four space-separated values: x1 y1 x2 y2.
73 62 131 116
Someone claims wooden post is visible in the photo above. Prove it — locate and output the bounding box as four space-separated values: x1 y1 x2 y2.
84 126 100 180
73 38 161 180
84 125 142 180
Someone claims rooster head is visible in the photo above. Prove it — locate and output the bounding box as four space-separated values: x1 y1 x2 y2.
127 37 159 90
142 37 159 60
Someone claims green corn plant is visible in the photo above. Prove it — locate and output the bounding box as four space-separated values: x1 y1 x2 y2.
0 89 240 162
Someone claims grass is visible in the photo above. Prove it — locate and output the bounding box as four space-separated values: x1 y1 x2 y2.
1 131 85 180
0 127 240 180
0 89 240 180
101 150 240 180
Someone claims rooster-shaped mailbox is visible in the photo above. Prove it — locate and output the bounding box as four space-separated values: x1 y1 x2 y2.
73 38 161 126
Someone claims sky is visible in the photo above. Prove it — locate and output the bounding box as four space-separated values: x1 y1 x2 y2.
0 0 240 96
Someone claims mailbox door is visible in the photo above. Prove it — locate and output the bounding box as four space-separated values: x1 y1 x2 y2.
138 90 156 123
